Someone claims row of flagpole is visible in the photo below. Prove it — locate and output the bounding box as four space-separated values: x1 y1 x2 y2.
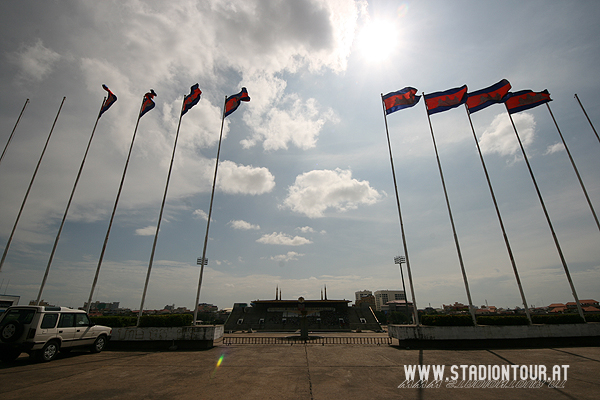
464 103 531 325
382 80 599 324
424 94 478 325
380 99 420 326
1 80 597 321
193 88 250 325
0 84 249 326
0 99 29 166
0 97 66 274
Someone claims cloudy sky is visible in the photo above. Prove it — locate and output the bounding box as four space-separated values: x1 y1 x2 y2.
1 0 599 311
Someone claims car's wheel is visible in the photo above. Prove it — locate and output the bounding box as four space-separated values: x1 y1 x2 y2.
0 321 24 343
0 348 21 362
91 335 106 353
37 341 59 362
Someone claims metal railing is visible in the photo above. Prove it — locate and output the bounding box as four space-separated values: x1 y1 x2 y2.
223 336 392 345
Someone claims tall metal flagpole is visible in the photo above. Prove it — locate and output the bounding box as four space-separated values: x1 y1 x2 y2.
0 97 66 274
464 104 532 324
137 99 186 326
193 96 226 325
36 96 106 305
423 95 477 325
546 103 600 234
574 94 599 144
380 94 419 325
86 96 146 313
0 98 30 166
505 105 585 321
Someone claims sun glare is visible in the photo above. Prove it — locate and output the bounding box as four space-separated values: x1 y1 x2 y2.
357 20 398 63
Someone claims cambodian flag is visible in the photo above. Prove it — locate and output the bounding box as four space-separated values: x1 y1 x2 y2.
505 90 552 114
139 89 157 118
383 87 421 115
181 83 202 116
224 87 250 117
100 84 117 117
424 85 468 115
466 79 511 113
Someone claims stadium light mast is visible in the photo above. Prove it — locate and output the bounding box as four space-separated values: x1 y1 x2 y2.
193 257 208 324
394 256 410 323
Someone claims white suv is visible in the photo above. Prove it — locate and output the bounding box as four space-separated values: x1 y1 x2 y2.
0 305 112 362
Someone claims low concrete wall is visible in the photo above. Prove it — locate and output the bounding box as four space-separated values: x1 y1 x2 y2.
388 323 600 348
109 325 224 351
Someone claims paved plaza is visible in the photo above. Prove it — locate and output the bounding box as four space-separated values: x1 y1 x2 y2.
1 333 598 399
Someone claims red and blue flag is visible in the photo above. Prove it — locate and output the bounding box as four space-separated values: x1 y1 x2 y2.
424 85 468 115
100 84 117 117
181 83 202 116
383 87 421 115
139 89 157 118
466 79 511 113
505 89 552 114
224 87 250 117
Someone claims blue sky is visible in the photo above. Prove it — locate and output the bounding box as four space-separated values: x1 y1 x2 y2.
0 0 599 311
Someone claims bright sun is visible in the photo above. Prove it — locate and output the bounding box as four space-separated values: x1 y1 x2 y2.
356 20 398 63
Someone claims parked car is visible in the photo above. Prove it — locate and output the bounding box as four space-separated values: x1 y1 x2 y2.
0 305 112 362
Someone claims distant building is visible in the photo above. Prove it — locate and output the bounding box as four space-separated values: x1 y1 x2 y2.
566 299 599 309
0 295 20 312
354 290 372 304
581 299 599 307
443 302 469 313
548 300 599 314
84 301 120 311
197 303 218 313
386 300 413 313
29 299 54 307
224 297 381 333
355 294 375 309
475 305 498 315
548 303 567 313
374 290 405 311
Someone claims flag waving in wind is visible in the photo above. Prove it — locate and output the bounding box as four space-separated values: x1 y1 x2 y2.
181 83 202 116
466 79 511 113
140 89 157 118
505 89 552 114
100 84 117 117
224 87 250 117
425 85 468 115
383 87 421 114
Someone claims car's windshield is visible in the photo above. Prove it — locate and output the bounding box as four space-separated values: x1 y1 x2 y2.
2 309 35 324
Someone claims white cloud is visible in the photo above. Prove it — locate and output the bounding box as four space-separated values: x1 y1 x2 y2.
217 160 275 195
135 225 156 236
257 232 312 246
162 97 227 150
229 220 260 230
242 92 339 151
9 39 61 81
270 251 304 262
297 226 327 235
283 168 382 218
479 113 536 157
544 143 565 155
208 0 362 75
193 210 210 221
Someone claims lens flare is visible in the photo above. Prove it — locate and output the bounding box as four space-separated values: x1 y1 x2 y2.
398 4 409 18
211 353 225 378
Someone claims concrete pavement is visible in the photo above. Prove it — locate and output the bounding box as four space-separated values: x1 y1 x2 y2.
0 334 598 399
